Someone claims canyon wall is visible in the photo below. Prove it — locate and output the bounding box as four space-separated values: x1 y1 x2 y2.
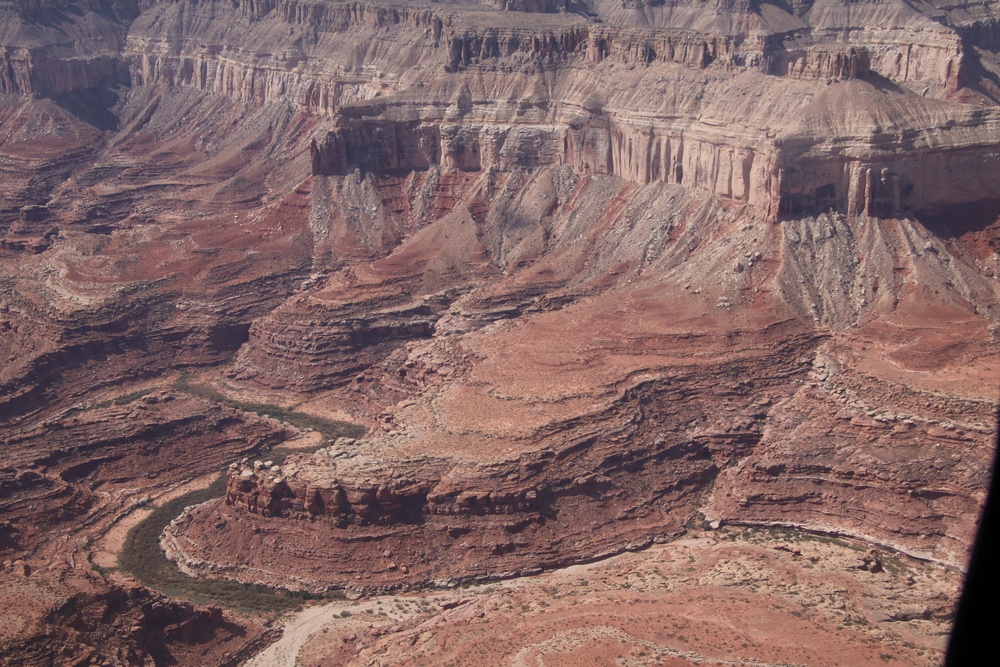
1 2 999 662
0 0 981 105
108 0 1000 222
309 115 783 218
778 144 1000 218
122 0 883 116
0 51 127 97
0 0 135 97
309 106 1000 221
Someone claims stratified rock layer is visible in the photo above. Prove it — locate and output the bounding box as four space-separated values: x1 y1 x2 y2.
1 0 999 664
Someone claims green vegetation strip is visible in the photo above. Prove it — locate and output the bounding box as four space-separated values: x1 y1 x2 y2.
118 475 341 615
716 525 912 575
174 375 366 445
112 377 366 613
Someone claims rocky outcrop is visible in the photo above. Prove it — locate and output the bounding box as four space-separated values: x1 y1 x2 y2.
124 0 444 115
0 0 134 98
487 0 575 12
705 363 997 565
166 316 821 590
116 0 1000 223
0 572 258 667
0 50 127 97
778 139 1000 218
224 441 553 525
127 52 377 117
230 291 441 391
310 116 782 217
770 45 871 80
310 101 1000 221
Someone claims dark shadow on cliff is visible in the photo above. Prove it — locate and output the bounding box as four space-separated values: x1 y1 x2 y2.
22 0 139 26
861 72 908 95
916 199 1000 239
53 85 122 132
956 44 1000 106
22 5 85 28
0 521 22 552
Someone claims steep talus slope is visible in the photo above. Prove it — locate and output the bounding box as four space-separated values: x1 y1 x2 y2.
0 0 998 664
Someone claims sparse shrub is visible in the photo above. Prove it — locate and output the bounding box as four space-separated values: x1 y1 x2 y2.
112 388 155 406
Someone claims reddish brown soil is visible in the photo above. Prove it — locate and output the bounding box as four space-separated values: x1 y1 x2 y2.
264 530 956 667
2 1 999 665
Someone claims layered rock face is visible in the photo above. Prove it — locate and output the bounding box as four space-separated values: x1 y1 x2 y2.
310 99 1000 221
0 391 289 665
0 0 136 97
121 0 1000 220
1 0 999 664
169 191 997 592
0 571 262 667
172 319 814 590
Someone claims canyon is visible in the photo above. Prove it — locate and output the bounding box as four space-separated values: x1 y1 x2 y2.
1 0 999 664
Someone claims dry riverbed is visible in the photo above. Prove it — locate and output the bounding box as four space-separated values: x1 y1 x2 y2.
248 528 957 666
